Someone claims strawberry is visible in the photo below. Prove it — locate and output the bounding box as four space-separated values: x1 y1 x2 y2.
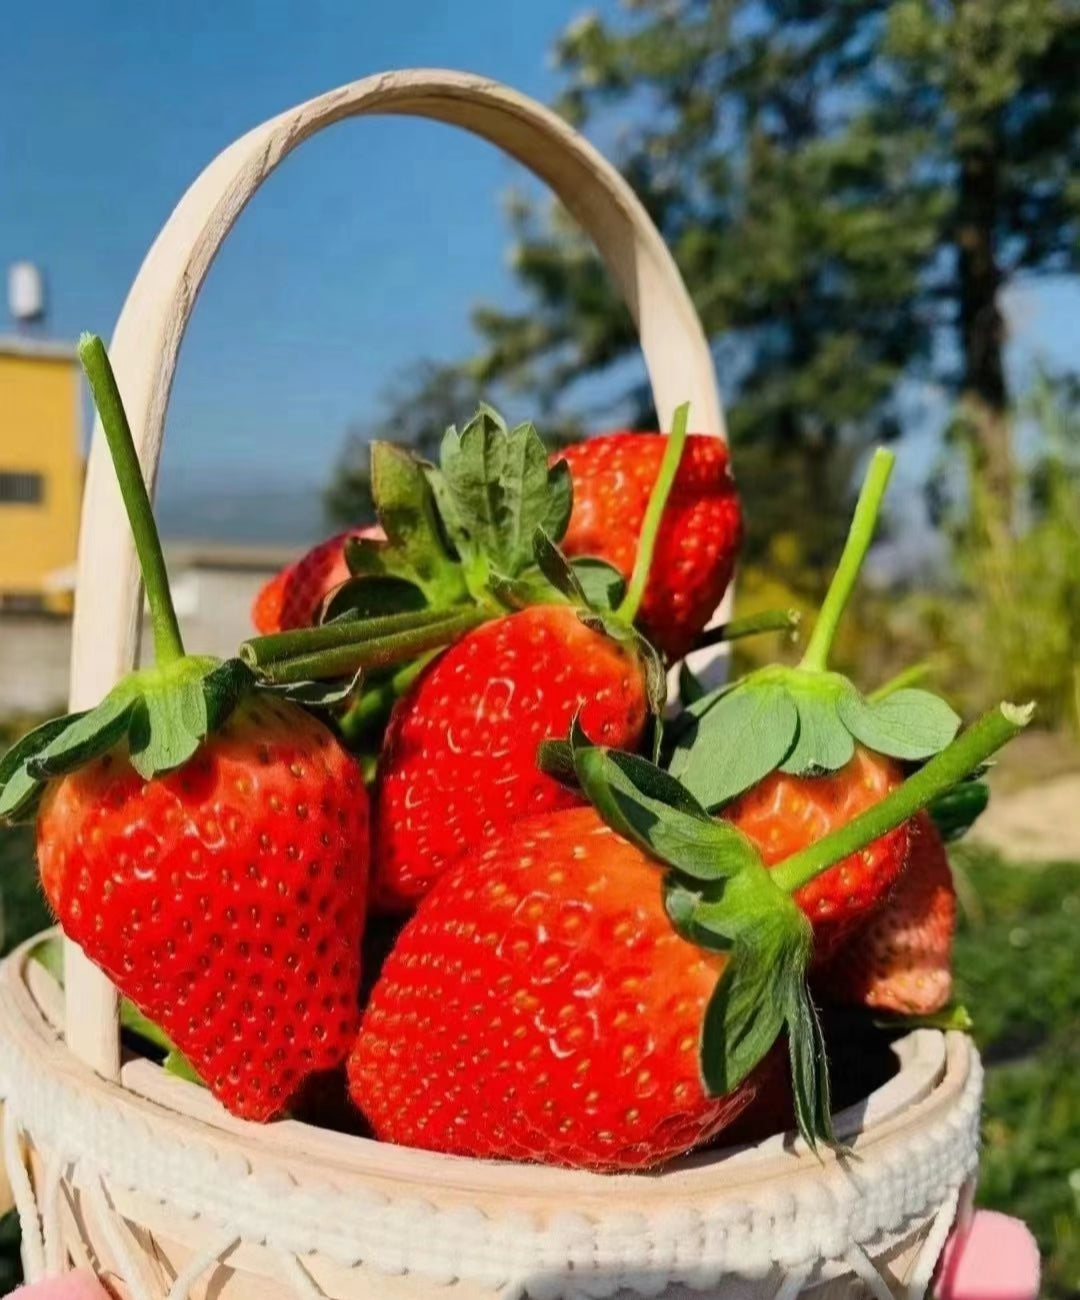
353 705 1025 1168
251 525 385 635
815 812 956 1015
554 432 742 660
35 693 368 1119
667 449 963 940
0 336 370 1122
724 745 908 946
351 807 772 1170
371 604 652 912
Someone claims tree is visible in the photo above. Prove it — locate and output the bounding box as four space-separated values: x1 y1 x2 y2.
466 0 1080 556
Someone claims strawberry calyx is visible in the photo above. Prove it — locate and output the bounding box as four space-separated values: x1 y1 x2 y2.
542 700 1031 1150
667 448 963 810
238 405 703 721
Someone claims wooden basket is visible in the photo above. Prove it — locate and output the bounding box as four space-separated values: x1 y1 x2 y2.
0 70 979 1300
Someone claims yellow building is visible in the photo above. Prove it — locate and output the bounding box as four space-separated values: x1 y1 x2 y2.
0 337 83 613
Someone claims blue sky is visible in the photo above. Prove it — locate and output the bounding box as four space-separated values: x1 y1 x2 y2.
3 2 1079 544
1 1 625 538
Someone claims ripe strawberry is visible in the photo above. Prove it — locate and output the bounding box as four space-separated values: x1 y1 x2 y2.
724 745 909 945
351 807 767 1170
371 605 651 913
36 694 369 1120
554 432 742 660
252 526 385 635
354 700 1028 1167
0 335 371 1123
815 812 956 1015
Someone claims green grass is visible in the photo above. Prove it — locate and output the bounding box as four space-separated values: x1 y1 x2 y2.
0 833 1076 1294
950 845 1080 1299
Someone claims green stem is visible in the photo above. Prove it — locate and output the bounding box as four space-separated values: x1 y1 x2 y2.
255 607 486 684
691 608 800 650
242 606 463 667
78 334 185 665
771 702 1032 895
616 403 690 625
799 447 894 673
868 661 933 702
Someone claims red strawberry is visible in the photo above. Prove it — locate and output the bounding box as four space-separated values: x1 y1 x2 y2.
724 745 909 946
815 812 956 1015
0 336 371 1124
252 526 385 635
554 432 742 660
351 806 770 1170
371 605 651 913
36 694 369 1120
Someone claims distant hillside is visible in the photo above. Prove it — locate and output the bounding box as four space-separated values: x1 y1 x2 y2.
155 481 329 546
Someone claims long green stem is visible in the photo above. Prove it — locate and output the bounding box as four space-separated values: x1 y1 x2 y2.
255 607 487 684
617 403 690 625
242 606 463 667
771 702 1033 895
799 447 894 673
78 334 185 665
691 608 800 650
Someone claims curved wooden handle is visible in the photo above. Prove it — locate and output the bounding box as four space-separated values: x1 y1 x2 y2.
65 69 726 1075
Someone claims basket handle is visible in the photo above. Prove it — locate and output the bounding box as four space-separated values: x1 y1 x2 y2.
65 68 726 1077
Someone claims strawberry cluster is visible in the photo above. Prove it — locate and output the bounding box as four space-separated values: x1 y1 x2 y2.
1 342 1026 1172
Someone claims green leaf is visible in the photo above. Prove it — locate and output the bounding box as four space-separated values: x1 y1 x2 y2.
676 684 799 809
837 688 962 762
434 409 569 579
780 690 856 775
700 942 788 1096
163 1049 203 1084
323 575 428 623
259 669 363 709
678 662 706 706
568 557 625 612
536 738 578 787
542 458 573 542
202 658 255 732
0 715 84 820
663 877 735 953
127 680 207 780
927 779 990 842
28 934 64 981
368 442 467 602
784 976 833 1151
30 694 137 779
872 1002 974 1032
570 729 761 882
533 527 589 604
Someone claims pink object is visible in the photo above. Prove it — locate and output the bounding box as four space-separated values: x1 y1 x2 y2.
9 1273 111 1300
935 1210 1041 1300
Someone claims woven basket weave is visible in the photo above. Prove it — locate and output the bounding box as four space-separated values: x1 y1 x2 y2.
0 70 979 1300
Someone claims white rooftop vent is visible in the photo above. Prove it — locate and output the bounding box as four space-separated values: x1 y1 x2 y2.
8 262 46 324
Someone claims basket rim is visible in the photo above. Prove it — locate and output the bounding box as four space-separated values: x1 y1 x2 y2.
3 928 972 1201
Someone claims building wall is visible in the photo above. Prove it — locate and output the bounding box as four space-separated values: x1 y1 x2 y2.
0 348 82 609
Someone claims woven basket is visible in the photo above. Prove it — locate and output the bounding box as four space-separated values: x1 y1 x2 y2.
0 70 979 1300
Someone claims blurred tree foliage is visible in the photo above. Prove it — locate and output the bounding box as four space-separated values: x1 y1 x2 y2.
451 0 1080 576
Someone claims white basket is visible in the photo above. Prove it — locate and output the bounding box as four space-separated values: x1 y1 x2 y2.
0 70 978 1299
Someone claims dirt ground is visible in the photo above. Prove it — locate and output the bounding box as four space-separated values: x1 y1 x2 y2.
969 730 1080 861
